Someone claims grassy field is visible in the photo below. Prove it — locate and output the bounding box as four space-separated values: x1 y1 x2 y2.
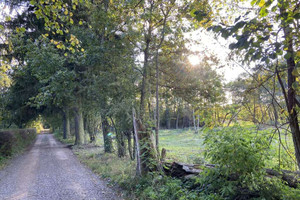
159 128 205 164
55 125 296 171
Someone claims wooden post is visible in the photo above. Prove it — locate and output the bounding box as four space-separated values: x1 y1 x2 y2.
132 108 141 176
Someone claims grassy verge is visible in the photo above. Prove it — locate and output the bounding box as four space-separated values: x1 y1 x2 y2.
53 131 75 145
74 147 198 199
0 129 36 170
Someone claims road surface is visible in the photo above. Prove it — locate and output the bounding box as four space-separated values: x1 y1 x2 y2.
0 134 121 200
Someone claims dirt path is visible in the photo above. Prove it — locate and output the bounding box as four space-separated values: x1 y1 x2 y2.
0 134 121 200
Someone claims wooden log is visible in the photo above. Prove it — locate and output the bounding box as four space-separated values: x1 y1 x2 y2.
265 168 300 188
163 161 300 188
163 162 214 178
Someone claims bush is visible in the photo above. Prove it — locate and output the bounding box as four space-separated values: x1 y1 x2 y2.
200 126 300 199
204 126 269 183
0 129 36 158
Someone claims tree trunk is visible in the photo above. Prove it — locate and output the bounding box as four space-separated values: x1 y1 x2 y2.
137 1 159 175
176 110 179 129
66 110 71 138
280 3 300 170
155 50 160 157
116 131 126 157
133 108 141 175
136 118 158 175
102 117 113 153
165 99 171 129
126 130 134 160
110 117 126 158
132 130 136 160
176 106 180 129
197 115 200 131
253 95 256 123
88 114 95 142
63 111 67 139
74 105 85 145
193 109 198 134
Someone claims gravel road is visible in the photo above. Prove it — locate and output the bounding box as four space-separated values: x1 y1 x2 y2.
0 134 122 200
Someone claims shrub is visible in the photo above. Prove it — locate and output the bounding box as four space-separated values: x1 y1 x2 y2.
0 129 36 158
200 126 299 199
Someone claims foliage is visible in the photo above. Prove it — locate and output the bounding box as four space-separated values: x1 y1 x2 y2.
204 126 270 177
76 140 300 200
53 129 75 145
1 2 299 199
0 129 36 166
25 115 44 134
202 126 299 199
195 0 300 168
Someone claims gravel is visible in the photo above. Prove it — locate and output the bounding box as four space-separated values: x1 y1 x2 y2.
0 134 122 200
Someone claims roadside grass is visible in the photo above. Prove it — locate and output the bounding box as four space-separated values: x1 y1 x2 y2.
0 156 9 170
74 147 136 199
53 131 75 145
75 148 135 183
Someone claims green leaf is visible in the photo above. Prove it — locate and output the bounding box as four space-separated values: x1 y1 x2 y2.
292 69 299 76
259 7 268 17
292 82 299 89
20 27 26 32
5 16 11 21
258 0 265 7
251 0 257 6
284 52 291 60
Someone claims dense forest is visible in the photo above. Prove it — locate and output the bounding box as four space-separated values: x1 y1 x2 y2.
0 0 300 199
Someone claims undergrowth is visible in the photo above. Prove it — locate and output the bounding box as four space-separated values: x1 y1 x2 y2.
75 126 300 200
0 129 36 170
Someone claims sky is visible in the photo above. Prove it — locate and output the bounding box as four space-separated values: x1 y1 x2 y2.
186 29 245 83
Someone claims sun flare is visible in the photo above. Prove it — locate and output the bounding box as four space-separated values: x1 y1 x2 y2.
188 55 200 66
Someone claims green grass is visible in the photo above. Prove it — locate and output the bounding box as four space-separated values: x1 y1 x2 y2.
76 148 135 182
54 125 296 171
53 131 75 144
159 128 205 164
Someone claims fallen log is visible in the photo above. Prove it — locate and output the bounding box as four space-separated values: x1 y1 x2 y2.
163 162 215 177
163 162 300 188
265 168 300 188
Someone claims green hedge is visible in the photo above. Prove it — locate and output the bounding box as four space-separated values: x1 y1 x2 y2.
0 129 37 158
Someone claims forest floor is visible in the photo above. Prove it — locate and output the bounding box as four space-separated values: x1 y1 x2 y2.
0 134 122 200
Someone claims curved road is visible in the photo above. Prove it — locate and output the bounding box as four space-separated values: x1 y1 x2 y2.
0 134 121 200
